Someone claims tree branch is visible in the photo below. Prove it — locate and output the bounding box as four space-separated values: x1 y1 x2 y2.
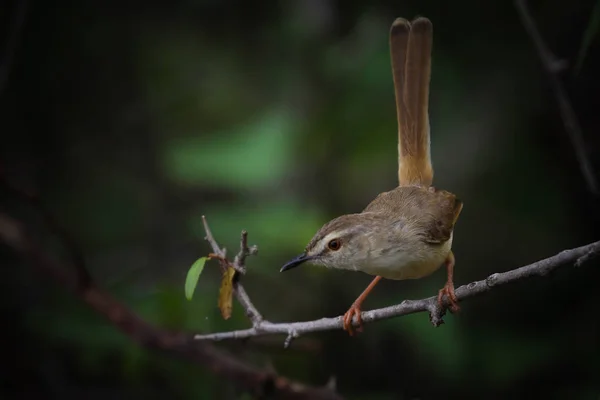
0 210 341 400
195 240 600 342
515 0 598 195
0 172 92 287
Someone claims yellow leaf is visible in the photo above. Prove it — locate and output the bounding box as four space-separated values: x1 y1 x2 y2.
218 266 236 319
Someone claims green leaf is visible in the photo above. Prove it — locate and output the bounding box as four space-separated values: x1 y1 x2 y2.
184 257 208 300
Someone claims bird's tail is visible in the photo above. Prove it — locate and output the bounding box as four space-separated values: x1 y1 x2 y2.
389 17 433 187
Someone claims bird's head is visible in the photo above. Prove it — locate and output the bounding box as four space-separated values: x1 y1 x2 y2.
280 213 380 272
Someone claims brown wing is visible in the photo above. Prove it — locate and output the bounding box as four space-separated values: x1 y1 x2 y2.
421 189 462 244
363 186 462 244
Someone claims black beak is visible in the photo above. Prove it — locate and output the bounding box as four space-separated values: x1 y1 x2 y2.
280 253 315 272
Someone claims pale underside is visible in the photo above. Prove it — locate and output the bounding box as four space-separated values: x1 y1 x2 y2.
350 232 451 280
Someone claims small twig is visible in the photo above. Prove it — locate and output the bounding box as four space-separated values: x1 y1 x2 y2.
427 301 447 327
575 242 600 267
284 330 298 349
515 0 598 195
201 215 263 326
234 230 258 274
195 240 600 343
202 215 225 258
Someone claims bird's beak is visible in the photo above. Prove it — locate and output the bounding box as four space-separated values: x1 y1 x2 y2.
280 253 315 272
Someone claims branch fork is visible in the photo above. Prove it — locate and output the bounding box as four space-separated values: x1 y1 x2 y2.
515 0 598 195
201 216 263 327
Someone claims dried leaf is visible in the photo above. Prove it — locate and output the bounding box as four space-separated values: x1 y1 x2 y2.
184 257 207 300
218 266 236 319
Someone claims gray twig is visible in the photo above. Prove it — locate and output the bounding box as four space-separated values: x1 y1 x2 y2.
515 0 598 195
195 240 600 343
284 330 298 349
201 215 225 258
234 230 258 273
201 216 263 326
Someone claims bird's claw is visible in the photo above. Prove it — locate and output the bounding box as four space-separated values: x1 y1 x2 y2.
343 304 363 336
437 282 460 313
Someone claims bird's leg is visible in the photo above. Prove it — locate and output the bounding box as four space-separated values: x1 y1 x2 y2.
343 276 382 336
437 251 460 313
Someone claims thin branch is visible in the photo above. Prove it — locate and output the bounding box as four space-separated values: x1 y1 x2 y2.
234 284 263 326
515 0 598 195
235 230 258 273
0 174 91 287
0 213 342 400
201 215 225 258
195 240 600 342
201 216 263 326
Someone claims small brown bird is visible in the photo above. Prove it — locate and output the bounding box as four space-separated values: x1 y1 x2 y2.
281 17 463 335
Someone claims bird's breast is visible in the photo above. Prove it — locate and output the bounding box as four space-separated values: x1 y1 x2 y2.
356 235 452 280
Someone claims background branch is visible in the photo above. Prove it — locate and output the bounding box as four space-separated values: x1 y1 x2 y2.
0 172 92 287
515 0 598 195
195 240 600 342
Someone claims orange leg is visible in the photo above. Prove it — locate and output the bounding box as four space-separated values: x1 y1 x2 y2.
343 276 382 336
437 251 460 313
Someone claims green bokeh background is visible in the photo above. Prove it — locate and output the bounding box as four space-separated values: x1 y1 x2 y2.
2 0 600 399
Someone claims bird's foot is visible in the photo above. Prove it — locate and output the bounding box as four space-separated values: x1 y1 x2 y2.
343 303 364 336
437 281 460 313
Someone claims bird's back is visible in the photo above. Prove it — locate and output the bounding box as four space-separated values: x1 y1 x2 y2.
363 185 462 245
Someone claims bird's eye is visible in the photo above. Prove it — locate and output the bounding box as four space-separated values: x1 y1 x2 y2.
327 239 341 251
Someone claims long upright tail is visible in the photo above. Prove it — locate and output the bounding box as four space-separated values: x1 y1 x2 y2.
389 17 433 187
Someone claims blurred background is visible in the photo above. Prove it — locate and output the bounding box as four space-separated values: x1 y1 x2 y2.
1 0 600 398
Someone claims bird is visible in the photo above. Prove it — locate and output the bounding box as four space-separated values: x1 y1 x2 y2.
280 17 463 336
